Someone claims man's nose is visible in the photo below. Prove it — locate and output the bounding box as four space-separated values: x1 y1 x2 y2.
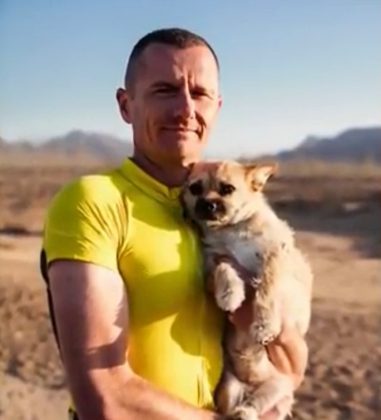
174 89 196 119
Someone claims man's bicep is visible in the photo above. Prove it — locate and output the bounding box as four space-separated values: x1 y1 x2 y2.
48 260 130 372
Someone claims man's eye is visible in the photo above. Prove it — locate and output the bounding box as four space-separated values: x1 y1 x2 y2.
153 85 178 95
189 181 203 196
219 183 235 196
156 87 173 94
191 90 207 98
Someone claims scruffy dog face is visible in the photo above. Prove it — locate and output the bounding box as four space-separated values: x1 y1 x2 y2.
182 160 277 228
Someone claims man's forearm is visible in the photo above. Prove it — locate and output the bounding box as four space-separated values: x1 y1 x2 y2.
73 367 221 420
113 372 220 420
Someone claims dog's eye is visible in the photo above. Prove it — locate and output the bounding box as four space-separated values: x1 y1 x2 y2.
219 183 235 196
189 181 203 196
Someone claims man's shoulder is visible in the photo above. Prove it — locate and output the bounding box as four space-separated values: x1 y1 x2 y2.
46 168 129 221
42 168 129 270
54 168 125 204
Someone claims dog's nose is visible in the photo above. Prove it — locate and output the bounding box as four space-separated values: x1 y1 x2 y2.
204 200 218 213
195 198 223 220
197 198 218 213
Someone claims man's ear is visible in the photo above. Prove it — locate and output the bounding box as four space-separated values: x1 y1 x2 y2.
218 95 223 109
116 88 132 124
245 163 278 191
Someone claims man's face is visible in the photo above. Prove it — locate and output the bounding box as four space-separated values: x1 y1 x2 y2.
117 43 222 167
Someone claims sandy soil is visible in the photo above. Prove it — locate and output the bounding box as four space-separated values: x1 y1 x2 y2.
0 182 380 419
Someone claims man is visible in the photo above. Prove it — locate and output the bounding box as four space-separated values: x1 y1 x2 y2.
41 28 307 419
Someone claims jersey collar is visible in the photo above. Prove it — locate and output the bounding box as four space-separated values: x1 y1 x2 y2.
120 158 182 205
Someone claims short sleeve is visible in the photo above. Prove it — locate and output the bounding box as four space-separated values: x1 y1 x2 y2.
43 175 126 273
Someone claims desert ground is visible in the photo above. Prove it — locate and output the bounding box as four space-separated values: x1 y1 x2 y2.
0 160 380 419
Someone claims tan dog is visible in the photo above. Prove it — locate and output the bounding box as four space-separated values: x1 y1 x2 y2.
182 160 313 420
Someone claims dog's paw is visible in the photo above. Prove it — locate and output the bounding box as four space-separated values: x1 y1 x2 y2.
215 280 245 312
228 405 259 420
250 320 277 345
214 263 245 312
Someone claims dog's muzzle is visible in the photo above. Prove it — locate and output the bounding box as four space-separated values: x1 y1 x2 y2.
195 198 225 220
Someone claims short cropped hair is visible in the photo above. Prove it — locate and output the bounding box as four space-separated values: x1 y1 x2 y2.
124 27 219 90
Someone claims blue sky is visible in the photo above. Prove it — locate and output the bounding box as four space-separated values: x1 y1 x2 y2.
1 0 380 157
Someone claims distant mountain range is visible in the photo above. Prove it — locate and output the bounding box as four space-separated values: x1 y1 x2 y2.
275 127 381 162
1 127 380 163
0 130 133 163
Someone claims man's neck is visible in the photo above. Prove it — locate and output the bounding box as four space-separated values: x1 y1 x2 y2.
131 151 191 188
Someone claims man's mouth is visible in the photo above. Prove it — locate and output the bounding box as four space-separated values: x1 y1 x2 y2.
162 126 197 133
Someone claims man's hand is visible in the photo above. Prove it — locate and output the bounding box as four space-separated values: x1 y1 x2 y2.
228 293 308 390
258 326 308 420
229 299 308 420
218 253 308 390
265 321 308 389
212 255 308 419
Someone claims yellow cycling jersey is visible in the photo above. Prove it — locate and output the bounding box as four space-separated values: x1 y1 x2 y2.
43 158 223 408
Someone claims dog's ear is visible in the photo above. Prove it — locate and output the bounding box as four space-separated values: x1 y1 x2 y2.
188 160 219 177
245 162 278 191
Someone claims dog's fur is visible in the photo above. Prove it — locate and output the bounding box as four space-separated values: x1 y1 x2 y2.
181 160 313 420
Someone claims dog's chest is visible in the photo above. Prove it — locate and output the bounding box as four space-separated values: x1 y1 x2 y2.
204 229 267 273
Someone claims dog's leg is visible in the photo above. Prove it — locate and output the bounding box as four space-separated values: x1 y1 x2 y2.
216 371 259 420
215 369 245 415
250 294 281 345
212 261 246 312
241 374 294 420
228 405 259 420
249 252 282 345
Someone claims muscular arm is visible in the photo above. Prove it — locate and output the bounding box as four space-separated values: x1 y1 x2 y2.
48 260 219 420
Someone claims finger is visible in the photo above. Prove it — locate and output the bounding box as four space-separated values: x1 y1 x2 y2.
277 327 308 385
266 341 293 376
267 330 308 388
